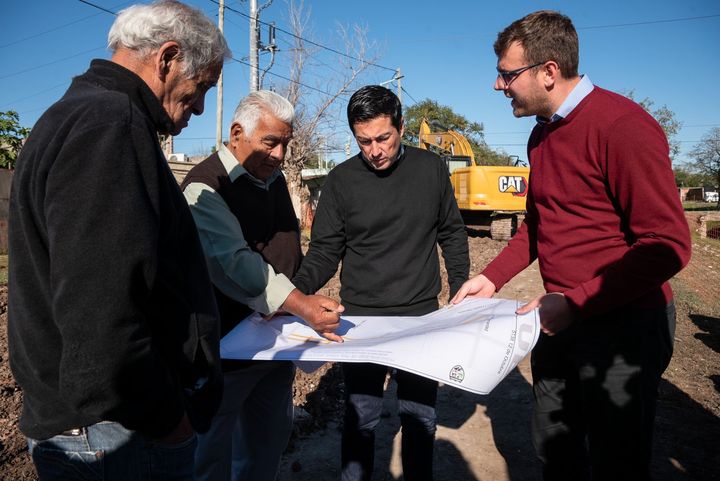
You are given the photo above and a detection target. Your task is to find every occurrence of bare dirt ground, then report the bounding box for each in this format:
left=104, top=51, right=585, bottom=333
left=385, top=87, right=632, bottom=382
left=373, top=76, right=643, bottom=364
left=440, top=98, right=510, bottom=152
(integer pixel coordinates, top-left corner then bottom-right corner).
left=1, top=226, right=719, bottom=480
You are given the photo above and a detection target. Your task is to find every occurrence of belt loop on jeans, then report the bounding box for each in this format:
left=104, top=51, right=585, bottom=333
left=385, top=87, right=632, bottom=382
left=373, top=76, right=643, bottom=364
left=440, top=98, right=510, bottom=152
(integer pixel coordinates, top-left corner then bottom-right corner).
left=60, top=427, right=86, bottom=436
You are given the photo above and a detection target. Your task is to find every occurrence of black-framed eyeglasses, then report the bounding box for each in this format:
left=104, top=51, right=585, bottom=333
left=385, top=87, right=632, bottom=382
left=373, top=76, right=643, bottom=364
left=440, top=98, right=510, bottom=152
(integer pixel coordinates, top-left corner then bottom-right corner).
left=496, top=62, right=545, bottom=88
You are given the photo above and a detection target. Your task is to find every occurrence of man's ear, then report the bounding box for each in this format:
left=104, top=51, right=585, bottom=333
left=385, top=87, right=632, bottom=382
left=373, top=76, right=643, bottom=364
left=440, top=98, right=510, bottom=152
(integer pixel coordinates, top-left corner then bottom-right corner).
left=155, top=41, right=182, bottom=81
left=398, top=117, right=405, bottom=137
left=230, top=122, right=244, bottom=146
left=541, top=61, right=560, bottom=88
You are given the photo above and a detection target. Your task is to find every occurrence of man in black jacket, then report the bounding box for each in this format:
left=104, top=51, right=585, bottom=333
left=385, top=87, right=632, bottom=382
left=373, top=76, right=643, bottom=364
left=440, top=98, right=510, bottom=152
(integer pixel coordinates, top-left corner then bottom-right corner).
left=293, top=85, right=469, bottom=481
left=8, top=2, right=230, bottom=479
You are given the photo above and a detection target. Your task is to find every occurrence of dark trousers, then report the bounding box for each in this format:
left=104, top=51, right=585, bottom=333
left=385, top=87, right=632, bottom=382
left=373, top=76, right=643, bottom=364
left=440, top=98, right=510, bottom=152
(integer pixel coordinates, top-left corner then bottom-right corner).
left=341, top=362, right=438, bottom=481
left=531, top=303, right=676, bottom=481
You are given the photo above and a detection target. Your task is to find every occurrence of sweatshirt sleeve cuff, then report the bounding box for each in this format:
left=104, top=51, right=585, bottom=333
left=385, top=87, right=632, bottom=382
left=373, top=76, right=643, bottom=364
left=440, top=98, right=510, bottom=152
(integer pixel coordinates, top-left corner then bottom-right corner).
left=480, top=266, right=510, bottom=293
left=246, top=273, right=296, bottom=315
left=563, top=286, right=590, bottom=320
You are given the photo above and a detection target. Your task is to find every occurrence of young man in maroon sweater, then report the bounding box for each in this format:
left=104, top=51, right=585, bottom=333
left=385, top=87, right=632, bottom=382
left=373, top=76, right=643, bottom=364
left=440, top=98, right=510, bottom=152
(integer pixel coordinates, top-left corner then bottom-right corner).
left=452, top=10, right=691, bottom=481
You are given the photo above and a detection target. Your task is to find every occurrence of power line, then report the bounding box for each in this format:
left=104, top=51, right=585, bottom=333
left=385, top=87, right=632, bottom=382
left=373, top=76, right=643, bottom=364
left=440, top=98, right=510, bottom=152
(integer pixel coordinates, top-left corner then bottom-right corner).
left=401, top=86, right=418, bottom=105
left=0, top=82, right=68, bottom=110
left=223, top=16, right=249, bottom=36
left=579, top=13, right=720, bottom=30
left=0, top=0, right=124, bottom=82
left=256, top=56, right=349, bottom=87
left=0, top=46, right=106, bottom=81
left=77, top=0, right=117, bottom=16
left=230, top=57, right=352, bottom=99
left=0, top=1, right=130, bottom=49
left=276, top=36, right=354, bottom=78
left=2, top=13, right=102, bottom=50
left=208, top=0, right=396, bottom=72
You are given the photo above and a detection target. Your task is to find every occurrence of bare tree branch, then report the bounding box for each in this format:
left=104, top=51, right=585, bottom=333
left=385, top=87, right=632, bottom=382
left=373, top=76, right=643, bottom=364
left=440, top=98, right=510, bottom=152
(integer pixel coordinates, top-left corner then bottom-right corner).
left=279, top=0, right=381, bottom=226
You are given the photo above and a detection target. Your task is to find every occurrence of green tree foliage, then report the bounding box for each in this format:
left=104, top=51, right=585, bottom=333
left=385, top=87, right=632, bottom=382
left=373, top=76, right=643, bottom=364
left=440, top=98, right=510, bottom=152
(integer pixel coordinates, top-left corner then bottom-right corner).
left=688, top=127, right=720, bottom=190
left=402, top=99, right=513, bottom=166
left=673, top=165, right=714, bottom=187
left=303, top=151, right=336, bottom=169
left=0, top=110, right=30, bottom=169
left=624, top=91, right=682, bottom=161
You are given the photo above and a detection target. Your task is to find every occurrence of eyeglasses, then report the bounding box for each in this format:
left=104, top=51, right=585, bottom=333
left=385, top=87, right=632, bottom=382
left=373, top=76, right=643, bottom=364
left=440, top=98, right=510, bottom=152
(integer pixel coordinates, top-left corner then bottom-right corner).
left=496, top=62, right=545, bottom=88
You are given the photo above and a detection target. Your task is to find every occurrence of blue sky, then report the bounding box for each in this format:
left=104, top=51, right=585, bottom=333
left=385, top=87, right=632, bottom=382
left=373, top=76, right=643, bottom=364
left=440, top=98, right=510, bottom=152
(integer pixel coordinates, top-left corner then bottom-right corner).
left=2, top=0, right=718, bottom=165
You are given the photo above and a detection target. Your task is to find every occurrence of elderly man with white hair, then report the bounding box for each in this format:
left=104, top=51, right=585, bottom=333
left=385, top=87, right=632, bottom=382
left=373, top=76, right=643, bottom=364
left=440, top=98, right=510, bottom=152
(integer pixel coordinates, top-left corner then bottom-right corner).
left=182, top=90, right=344, bottom=481
left=8, top=1, right=230, bottom=479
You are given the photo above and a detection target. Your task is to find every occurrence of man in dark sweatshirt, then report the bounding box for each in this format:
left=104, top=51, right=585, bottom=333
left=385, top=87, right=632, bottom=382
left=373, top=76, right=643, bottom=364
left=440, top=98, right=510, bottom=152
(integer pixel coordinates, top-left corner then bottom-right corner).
left=8, top=2, right=230, bottom=479
left=293, top=85, right=469, bottom=481
left=452, top=10, right=692, bottom=481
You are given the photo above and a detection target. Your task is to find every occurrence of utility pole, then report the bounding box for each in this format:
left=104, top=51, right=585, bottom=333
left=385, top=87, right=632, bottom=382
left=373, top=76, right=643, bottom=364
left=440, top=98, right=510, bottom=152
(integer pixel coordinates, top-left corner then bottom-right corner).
left=380, top=69, right=404, bottom=104
left=160, top=135, right=173, bottom=158
left=249, top=0, right=259, bottom=92
left=216, top=0, right=225, bottom=149
left=396, top=68, right=402, bottom=105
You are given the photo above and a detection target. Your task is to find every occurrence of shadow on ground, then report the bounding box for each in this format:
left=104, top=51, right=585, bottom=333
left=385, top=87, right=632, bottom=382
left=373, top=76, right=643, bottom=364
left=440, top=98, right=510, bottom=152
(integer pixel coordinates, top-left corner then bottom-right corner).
left=653, top=378, right=720, bottom=479
left=465, top=226, right=491, bottom=239
left=689, top=314, right=720, bottom=354
left=284, top=364, right=720, bottom=481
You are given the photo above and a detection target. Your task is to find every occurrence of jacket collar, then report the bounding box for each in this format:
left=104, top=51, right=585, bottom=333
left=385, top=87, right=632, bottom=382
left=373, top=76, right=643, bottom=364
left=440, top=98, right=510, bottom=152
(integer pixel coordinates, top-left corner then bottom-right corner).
left=78, top=59, right=175, bottom=135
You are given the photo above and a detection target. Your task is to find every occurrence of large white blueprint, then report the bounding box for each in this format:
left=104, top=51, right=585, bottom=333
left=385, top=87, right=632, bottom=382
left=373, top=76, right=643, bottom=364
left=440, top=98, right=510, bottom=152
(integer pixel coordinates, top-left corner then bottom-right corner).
left=220, top=297, right=540, bottom=395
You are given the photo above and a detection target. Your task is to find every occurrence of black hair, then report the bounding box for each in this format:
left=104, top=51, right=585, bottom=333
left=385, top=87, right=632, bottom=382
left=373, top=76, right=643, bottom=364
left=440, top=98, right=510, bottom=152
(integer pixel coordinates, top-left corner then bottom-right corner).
left=347, top=85, right=402, bottom=133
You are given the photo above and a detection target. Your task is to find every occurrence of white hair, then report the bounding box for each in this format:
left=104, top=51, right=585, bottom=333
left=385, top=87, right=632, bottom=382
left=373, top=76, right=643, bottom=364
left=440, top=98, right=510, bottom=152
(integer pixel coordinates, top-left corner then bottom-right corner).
left=108, top=0, right=231, bottom=78
left=232, top=91, right=295, bottom=136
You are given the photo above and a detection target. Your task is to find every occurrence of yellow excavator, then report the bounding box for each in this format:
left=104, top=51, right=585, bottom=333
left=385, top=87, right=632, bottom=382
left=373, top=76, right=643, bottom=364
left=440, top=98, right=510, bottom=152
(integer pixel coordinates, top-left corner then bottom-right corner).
left=418, top=119, right=529, bottom=240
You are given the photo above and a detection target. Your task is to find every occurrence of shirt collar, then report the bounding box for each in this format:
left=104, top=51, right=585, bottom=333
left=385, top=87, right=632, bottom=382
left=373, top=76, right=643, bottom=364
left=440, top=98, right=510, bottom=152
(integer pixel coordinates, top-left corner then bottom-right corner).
left=217, top=143, right=281, bottom=189
left=537, top=74, right=594, bottom=124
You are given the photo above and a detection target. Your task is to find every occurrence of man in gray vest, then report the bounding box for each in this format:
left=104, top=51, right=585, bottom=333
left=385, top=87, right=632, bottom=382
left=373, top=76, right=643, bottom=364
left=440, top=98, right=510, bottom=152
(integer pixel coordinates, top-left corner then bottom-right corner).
left=182, top=90, right=343, bottom=481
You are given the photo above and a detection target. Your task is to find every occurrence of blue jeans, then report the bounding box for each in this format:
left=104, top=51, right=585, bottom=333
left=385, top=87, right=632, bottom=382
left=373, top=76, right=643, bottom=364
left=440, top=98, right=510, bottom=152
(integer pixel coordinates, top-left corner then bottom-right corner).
left=341, top=363, right=438, bottom=481
left=28, top=421, right=198, bottom=481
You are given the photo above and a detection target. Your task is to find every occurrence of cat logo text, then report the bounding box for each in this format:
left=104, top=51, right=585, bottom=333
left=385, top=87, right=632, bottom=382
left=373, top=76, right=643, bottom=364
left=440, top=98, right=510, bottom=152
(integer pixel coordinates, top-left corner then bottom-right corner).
left=498, top=176, right=528, bottom=197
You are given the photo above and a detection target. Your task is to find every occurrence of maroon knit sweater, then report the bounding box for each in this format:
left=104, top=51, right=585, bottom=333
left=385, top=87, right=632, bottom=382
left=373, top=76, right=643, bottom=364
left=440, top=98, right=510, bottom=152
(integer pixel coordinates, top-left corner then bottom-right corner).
left=482, top=86, right=691, bottom=319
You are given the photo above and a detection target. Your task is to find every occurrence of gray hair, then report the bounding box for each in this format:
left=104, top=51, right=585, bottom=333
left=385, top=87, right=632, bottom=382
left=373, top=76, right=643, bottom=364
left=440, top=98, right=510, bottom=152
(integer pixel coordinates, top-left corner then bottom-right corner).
left=108, top=0, right=231, bottom=78
left=232, top=91, right=295, bottom=136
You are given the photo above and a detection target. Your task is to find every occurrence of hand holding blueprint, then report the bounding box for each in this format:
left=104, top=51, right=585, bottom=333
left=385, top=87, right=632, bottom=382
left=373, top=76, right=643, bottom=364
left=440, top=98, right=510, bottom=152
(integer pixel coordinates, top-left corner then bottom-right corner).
left=220, top=297, right=540, bottom=395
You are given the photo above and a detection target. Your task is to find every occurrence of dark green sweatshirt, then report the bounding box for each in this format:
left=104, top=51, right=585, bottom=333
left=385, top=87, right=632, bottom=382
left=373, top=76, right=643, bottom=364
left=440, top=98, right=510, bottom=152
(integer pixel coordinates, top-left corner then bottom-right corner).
left=293, top=146, right=469, bottom=316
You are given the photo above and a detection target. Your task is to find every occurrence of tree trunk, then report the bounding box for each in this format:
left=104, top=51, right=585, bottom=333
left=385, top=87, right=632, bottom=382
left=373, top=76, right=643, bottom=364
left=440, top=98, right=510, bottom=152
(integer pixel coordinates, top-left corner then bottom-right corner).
left=285, top=168, right=302, bottom=222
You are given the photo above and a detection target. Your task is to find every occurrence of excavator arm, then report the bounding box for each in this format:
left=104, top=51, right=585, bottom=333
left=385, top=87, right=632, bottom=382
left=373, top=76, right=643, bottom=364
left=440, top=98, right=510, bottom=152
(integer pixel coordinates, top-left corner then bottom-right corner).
left=418, top=119, right=476, bottom=163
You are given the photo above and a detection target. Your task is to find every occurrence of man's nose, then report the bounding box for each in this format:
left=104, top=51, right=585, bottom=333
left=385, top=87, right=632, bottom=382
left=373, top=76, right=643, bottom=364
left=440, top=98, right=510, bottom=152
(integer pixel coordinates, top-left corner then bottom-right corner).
left=370, top=141, right=382, bottom=157
left=270, top=143, right=286, bottom=161
left=493, top=75, right=506, bottom=92
left=192, top=93, right=206, bottom=116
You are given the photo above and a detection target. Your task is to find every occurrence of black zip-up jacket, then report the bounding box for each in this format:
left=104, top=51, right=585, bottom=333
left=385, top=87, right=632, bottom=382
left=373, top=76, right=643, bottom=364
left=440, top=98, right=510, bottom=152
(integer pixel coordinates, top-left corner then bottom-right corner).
left=8, top=59, right=223, bottom=440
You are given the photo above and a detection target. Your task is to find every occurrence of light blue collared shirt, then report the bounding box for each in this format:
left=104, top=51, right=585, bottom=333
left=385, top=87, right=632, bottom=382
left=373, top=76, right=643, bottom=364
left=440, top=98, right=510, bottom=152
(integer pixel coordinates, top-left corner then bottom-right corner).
left=537, top=75, right=594, bottom=124
left=183, top=144, right=295, bottom=315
